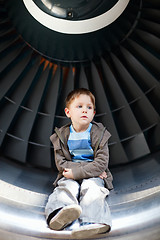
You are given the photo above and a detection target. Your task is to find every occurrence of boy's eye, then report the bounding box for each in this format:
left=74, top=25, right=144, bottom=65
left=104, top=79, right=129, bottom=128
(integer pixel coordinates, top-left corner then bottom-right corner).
left=88, top=106, right=92, bottom=109
left=78, top=105, right=82, bottom=108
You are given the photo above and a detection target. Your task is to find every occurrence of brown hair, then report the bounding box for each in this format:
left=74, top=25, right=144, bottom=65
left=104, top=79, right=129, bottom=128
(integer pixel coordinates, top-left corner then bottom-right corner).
left=65, top=88, right=96, bottom=110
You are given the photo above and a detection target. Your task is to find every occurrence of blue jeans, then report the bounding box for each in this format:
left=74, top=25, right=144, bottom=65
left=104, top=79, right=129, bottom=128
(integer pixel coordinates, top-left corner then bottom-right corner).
left=45, top=177, right=112, bottom=226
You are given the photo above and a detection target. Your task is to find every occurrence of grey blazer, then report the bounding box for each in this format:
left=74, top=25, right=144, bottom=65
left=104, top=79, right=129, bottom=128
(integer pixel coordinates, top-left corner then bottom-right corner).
left=50, top=121, right=113, bottom=190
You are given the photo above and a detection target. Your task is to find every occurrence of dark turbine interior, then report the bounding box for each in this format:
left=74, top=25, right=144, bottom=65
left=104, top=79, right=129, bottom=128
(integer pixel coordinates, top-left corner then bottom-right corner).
left=0, top=0, right=160, bottom=239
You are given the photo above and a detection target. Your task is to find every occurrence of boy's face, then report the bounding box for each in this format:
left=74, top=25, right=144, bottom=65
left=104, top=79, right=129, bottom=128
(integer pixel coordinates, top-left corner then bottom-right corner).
left=65, top=94, right=95, bottom=132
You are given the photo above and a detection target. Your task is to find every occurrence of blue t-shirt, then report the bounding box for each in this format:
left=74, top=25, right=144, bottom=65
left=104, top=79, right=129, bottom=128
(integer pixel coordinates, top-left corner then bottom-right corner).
left=68, top=123, right=94, bottom=162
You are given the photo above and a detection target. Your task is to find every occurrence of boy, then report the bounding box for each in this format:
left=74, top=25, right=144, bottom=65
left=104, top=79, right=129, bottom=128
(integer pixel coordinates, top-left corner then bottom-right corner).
left=45, top=88, right=113, bottom=238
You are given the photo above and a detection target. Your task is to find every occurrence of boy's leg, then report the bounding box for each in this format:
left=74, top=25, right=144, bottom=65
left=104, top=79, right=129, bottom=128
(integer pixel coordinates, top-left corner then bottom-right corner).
left=79, top=177, right=111, bottom=225
left=45, top=177, right=82, bottom=230
left=72, top=177, right=111, bottom=238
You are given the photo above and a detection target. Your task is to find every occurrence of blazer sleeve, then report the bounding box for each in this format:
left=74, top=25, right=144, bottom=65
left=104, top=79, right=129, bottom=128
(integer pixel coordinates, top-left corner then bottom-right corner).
left=50, top=133, right=81, bottom=173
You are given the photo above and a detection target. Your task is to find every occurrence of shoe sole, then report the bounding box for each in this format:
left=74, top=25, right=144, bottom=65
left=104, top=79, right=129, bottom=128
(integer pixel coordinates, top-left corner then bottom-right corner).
left=49, top=205, right=82, bottom=230
left=72, top=224, right=110, bottom=238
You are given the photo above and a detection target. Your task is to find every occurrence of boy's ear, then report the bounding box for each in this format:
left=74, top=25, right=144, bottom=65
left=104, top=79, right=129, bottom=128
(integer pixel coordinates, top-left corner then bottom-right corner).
left=64, top=108, right=70, bottom=118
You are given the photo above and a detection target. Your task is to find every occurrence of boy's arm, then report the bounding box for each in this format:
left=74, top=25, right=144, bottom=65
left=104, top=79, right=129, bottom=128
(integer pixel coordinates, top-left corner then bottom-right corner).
left=71, top=128, right=110, bottom=180
left=54, top=148, right=80, bottom=173
left=50, top=133, right=80, bottom=173
left=71, top=141, right=109, bottom=180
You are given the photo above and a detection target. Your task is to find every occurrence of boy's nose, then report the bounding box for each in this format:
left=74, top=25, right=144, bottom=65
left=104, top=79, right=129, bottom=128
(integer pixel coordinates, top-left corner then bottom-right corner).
left=82, top=107, right=87, bottom=113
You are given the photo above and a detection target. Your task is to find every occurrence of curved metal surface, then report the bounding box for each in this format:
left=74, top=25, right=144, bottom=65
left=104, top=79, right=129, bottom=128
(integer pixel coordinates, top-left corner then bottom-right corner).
left=1, top=0, right=160, bottom=167
left=0, top=151, right=160, bottom=240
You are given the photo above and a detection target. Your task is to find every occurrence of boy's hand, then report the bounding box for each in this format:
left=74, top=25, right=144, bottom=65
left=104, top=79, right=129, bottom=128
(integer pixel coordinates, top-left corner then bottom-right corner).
left=63, top=168, right=74, bottom=179
left=99, top=171, right=107, bottom=179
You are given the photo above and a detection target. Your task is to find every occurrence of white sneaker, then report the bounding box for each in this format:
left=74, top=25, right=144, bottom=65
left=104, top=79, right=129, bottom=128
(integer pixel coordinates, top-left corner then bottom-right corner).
left=72, top=223, right=110, bottom=238
left=49, top=205, right=82, bottom=230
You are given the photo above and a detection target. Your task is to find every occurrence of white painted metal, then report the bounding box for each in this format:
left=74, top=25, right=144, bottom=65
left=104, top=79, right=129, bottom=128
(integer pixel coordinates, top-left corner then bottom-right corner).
left=23, top=0, right=130, bottom=34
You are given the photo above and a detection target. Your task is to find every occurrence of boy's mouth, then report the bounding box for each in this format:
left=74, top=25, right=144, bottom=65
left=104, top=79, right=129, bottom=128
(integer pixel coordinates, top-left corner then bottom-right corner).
left=81, top=116, right=88, bottom=119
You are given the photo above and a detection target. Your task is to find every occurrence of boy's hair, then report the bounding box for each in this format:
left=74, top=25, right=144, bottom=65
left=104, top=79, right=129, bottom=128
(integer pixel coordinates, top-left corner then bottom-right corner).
left=65, top=88, right=96, bottom=110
